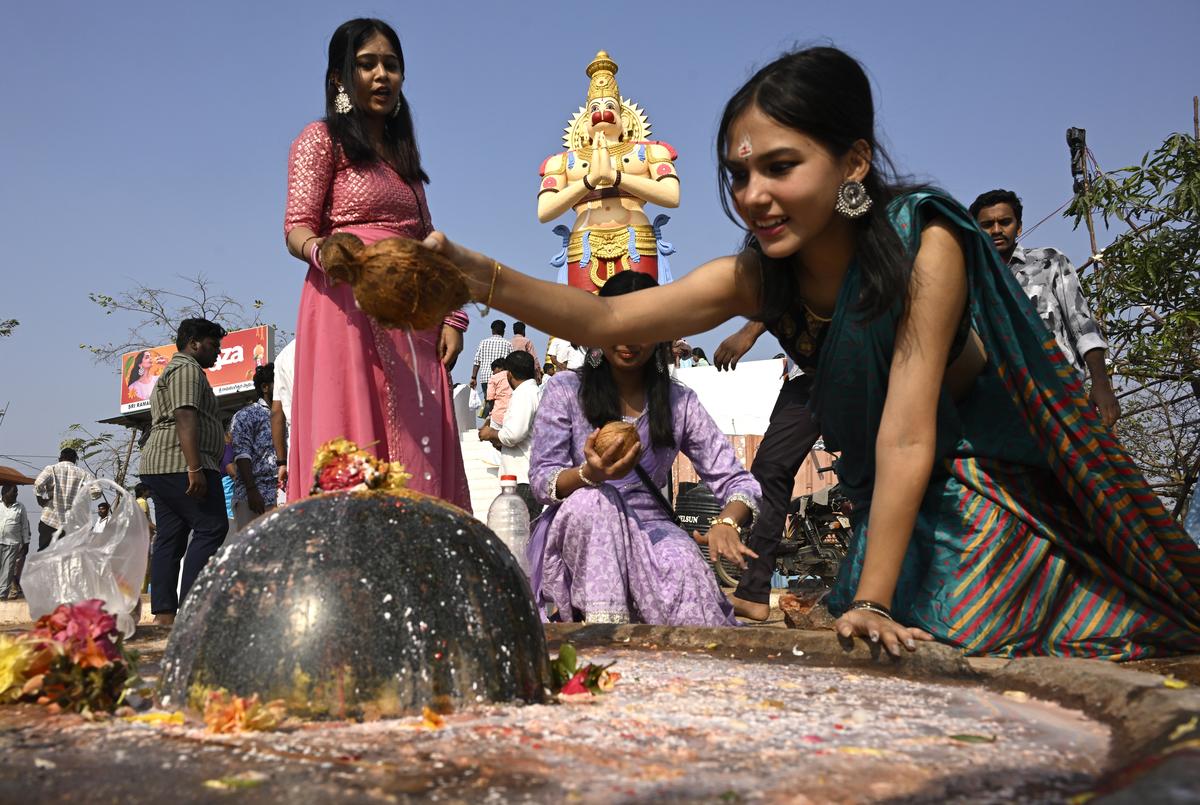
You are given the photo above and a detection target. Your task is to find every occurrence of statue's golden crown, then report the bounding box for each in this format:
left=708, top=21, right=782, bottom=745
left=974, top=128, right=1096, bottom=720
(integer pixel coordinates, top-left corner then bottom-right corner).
left=585, top=50, right=621, bottom=105
left=562, top=49, right=651, bottom=151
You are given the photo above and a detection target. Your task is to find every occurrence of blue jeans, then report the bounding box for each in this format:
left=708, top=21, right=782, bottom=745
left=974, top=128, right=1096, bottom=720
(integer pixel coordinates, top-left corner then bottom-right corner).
left=141, top=470, right=228, bottom=614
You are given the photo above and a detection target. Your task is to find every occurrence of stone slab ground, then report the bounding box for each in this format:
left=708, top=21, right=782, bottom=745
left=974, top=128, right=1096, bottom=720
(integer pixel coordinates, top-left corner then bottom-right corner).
left=0, top=623, right=1197, bottom=802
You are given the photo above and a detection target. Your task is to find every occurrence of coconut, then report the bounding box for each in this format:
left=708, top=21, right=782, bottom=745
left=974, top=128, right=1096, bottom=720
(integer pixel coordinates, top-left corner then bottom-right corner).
left=594, top=420, right=641, bottom=458
left=320, top=234, right=470, bottom=330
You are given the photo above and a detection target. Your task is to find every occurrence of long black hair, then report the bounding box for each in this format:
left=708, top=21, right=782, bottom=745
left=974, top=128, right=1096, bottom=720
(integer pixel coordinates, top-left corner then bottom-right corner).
left=716, top=46, right=926, bottom=321
left=324, top=18, right=429, bottom=183
left=579, top=272, right=676, bottom=449
left=127, top=350, right=150, bottom=387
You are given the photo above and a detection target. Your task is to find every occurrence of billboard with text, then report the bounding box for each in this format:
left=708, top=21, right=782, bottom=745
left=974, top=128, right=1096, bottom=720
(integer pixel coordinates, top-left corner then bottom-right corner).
left=118, top=326, right=275, bottom=414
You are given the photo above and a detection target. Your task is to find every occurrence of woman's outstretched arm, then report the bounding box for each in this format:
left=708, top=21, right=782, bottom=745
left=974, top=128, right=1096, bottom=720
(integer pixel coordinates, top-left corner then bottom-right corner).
left=835, top=218, right=966, bottom=655
left=424, top=233, right=761, bottom=345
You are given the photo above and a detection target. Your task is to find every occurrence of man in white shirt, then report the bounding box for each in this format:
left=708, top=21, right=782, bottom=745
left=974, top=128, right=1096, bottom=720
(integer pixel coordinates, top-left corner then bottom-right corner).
left=92, top=501, right=112, bottom=535
left=0, top=484, right=30, bottom=599
left=547, top=336, right=585, bottom=372
left=271, top=339, right=296, bottom=503
left=477, top=351, right=542, bottom=518
left=34, top=448, right=95, bottom=551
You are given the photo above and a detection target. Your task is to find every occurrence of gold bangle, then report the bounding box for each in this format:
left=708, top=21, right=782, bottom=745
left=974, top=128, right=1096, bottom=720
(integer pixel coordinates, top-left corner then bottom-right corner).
left=475, top=260, right=501, bottom=316
left=712, top=516, right=743, bottom=538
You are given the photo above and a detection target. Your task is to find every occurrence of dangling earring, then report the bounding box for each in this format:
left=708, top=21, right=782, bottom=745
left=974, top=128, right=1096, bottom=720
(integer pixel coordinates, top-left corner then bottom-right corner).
left=655, top=347, right=666, bottom=374
left=586, top=348, right=603, bottom=369
left=835, top=180, right=872, bottom=218
left=391, top=96, right=403, bottom=119
left=334, top=84, right=352, bottom=115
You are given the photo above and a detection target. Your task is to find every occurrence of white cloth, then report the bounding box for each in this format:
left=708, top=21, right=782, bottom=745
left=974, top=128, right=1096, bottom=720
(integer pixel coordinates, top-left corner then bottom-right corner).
left=549, top=338, right=585, bottom=370
left=0, top=501, right=30, bottom=546
left=274, top=339, right=296, bottom=493
left=496, top=379, right=541, bottom=484
left=34, top=461, right=95, bottom=530
left=274, top=339, right=296, bottom=427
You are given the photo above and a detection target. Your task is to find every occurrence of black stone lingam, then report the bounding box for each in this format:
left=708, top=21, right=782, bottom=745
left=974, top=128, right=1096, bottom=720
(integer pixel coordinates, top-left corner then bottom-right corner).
left=159, top=491, right=550, bottom=719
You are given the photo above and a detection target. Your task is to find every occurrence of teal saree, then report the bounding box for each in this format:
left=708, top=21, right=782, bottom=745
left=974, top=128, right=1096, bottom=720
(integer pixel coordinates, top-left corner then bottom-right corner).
left=819, top=190, right=1200, bottom=659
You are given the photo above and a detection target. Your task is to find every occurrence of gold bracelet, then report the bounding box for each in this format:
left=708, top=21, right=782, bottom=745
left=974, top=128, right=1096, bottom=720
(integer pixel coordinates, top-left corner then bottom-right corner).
left=475, top=260, right=501, bottom=316
left=711, top=516, right=743, bottom=538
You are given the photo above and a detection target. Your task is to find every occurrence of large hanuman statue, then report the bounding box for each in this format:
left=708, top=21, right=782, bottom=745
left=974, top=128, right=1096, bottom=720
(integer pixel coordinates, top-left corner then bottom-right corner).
left=538, top=51, right=679, bottom=293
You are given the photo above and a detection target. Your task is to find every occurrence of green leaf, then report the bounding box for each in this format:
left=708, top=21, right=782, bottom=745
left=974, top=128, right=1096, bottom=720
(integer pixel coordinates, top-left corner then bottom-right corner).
left=949, top=733, right=997, bottom=744
left=557, top=643, right=577, bottom=675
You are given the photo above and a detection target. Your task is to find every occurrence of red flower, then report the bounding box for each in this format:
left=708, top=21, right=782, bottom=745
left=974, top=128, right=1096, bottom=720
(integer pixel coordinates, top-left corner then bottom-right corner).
left=30, top=600, right=120, bottom=668
left=559, top=669, right=589, bottom=696
left=317, top=456, right=367, bottom=492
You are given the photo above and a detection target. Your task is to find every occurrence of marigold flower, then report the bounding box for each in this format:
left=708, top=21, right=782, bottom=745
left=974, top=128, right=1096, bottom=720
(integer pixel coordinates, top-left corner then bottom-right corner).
left=0, top=635, right=36, bottom=702
left=203, top=688, right=287, bottom=733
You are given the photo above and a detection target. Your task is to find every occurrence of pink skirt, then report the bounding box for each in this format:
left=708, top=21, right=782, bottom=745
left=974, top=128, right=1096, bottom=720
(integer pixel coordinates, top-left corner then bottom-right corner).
left=287, top=225, right=470, bottom=508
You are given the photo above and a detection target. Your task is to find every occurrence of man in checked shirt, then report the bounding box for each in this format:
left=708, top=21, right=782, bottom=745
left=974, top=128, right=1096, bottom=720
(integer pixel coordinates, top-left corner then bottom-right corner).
left=971, top=189, right=1121, bottom=427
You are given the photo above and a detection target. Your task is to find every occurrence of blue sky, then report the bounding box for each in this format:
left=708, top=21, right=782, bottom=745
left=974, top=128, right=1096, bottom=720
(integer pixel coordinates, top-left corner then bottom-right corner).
left=2, top=0, right=1197, bottom=510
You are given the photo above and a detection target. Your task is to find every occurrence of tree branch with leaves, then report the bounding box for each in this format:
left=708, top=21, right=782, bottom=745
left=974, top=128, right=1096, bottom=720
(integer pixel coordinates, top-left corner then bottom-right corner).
left=1067, top=97, right=1200, bottom=511
left=81, top=274, right=290, bottom=362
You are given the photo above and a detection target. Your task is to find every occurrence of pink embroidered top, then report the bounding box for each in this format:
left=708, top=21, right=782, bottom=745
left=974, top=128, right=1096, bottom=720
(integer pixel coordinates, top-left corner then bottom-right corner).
left=285, top=121, right=468, bottom=331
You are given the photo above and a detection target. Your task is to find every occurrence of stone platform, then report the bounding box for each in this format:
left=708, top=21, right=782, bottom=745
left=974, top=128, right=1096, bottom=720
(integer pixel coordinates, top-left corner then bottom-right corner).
left=0, top=622, right=1197, bottom=802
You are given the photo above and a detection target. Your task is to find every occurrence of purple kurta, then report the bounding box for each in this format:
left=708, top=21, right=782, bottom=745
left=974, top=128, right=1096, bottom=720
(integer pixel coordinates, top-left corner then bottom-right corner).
left=527, top=372, right=761, bottom=626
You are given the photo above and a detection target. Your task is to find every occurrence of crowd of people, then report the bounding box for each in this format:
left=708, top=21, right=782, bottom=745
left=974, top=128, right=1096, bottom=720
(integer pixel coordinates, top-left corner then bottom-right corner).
left=19, top=19, right=1197, bottom=663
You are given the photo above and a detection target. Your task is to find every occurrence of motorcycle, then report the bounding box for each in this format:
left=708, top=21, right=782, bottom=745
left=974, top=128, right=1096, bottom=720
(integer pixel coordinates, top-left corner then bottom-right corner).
left=773, top=483, right=852, bottom=584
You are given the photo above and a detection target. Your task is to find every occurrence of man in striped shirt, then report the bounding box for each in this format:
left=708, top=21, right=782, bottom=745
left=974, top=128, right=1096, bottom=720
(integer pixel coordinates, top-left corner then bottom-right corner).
left=34, top=447, right=95, bottom=551
left=971, top=189, right=1120, bottom=426
left=469, top=320, right=513, bottom=395
left=138, top=318, right=228, bottom=625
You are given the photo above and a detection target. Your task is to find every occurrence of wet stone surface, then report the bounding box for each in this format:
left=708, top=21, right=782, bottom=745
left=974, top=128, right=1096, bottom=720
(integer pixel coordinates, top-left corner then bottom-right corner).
left=0, top=641, right=1106, bottom=803
left=159, top=491, right=550, bottom=718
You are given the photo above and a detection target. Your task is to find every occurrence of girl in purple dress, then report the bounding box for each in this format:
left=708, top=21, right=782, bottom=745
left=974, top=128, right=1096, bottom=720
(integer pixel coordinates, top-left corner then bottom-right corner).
left=527, top=273, right=761, bottom=626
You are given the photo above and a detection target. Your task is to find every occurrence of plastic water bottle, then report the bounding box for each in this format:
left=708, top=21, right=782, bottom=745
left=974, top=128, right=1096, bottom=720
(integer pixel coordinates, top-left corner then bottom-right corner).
left=487, top=475, right=531, bottom=576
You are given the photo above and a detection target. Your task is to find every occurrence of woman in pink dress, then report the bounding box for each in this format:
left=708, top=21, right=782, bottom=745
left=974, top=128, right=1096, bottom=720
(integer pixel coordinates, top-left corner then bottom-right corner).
left=283, top=18, right=469, bottom=506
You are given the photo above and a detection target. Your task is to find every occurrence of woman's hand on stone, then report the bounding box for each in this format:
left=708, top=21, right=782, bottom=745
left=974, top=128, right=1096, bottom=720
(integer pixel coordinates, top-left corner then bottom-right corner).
left=583, top=429, right=640, bottom=483
left=834, top=609, right=934, bottom=657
